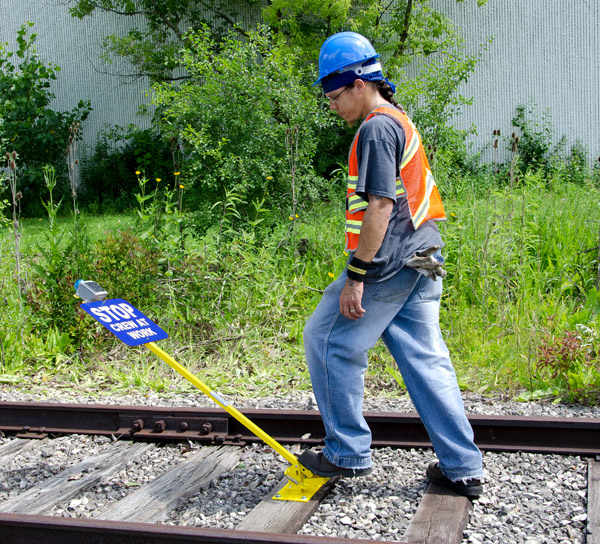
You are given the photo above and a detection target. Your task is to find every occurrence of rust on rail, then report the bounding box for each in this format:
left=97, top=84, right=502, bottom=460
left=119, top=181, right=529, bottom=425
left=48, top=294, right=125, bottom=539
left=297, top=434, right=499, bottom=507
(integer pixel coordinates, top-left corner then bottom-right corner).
left=0, top=401, right=598, bottom=455
left=0, top=513, right=403, bottom=544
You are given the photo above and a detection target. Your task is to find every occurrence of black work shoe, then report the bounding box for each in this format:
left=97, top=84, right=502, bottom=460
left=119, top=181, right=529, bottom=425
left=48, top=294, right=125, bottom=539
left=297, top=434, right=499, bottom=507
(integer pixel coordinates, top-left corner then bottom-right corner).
left=298, top=450, right=373, bottom=478
left=426, top=461, right=483, bottom=498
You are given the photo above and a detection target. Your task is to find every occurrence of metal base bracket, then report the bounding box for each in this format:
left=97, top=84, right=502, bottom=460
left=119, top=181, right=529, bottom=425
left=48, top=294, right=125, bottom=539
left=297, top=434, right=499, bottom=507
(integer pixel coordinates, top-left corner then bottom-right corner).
left=272, top=462, right=330, bottom=502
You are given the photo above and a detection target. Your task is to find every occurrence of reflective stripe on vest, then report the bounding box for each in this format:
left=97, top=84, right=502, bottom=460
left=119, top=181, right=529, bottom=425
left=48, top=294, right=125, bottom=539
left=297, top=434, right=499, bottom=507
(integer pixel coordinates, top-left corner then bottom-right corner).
left=345, top=106, right=446, bottom=251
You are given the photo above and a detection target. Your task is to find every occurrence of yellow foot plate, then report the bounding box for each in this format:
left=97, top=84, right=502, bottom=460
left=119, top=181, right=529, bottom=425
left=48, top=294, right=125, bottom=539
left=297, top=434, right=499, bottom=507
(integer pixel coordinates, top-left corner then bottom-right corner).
left=272, top=463, right=330, bottom=502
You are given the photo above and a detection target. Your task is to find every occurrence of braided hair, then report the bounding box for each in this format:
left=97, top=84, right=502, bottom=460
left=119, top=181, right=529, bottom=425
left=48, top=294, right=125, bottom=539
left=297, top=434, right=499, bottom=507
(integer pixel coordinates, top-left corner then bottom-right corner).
left=373, top=80, right=404, bottom=111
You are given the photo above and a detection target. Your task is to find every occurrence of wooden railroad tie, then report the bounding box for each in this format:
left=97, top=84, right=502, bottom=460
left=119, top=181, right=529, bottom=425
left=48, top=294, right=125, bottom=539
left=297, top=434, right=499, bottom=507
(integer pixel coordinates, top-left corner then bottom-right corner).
left=588, top=458, right=600, bottom=544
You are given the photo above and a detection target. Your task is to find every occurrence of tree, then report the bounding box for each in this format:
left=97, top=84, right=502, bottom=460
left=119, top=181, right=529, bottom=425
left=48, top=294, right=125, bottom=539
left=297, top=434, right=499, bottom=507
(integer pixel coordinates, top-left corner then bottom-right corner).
left=263, top=0, right=490, bottom=156
left=263, top=0, right=487, bottom=66
left=0, top=23, right=91, bottom=212
left=67, top=0, right=260, bottom=82
left=152, top=26, right=337, bottom=232
left=68, top=0, right=490, bottom=179
left=68, top=0, right=487, bottom=82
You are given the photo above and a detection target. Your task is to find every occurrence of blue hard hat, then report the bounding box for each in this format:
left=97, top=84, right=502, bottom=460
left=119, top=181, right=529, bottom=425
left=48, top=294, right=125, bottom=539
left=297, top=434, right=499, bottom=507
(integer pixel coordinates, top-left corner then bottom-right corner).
left=314, top=32, right=380, bottom=86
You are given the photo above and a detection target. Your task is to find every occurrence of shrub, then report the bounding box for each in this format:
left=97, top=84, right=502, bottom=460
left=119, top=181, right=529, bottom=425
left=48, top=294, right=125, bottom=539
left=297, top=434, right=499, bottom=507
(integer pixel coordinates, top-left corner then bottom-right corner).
left=152, top=25, right=337, bottom=234
left=398, top=45, right=481, bottom=165
left=79, top=126, right=173, bottom=213
left=536, top=327, right=600, bottom=404
left=564, top=140, right=590, bottom=185
left=92, top=230, right=160, bottom=305
left=510, top=102, right=555, bottom=176
left=0, top=23, right=91, bottom=214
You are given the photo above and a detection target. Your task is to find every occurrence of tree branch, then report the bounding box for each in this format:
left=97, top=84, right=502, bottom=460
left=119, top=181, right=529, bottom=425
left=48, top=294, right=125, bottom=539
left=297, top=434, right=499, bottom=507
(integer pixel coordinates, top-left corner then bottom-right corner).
left=145, top=0, right=184, bottom=40
left=65, top=0, right=145, bottom=16
left=87, top=54, right=190, bottom=83
left=375, top=0, right=396, bottom=28
left=394, top=0, right=413, bottom=58
left=197, top=0, right=249, bottom=38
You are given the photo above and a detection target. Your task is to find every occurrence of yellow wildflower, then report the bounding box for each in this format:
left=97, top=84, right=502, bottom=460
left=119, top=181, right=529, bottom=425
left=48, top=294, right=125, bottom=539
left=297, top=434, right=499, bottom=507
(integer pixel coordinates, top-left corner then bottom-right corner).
left=135, top=170, right=141, bottom=175
left=174, top=172, right=181, bottom=176
left=179, top=184, right=184, bottom=189
left=343, top=251, right=349, bottom=257
left=266, top=176, right=273, bottom=180
left=156, top=178, right=161, bottom=182
left=328, top=272, right=334, bottom=278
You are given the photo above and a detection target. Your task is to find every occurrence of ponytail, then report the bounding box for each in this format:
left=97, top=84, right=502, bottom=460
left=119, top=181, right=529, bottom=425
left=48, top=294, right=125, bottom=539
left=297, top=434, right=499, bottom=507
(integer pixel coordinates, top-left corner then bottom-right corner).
left=373, top=80, right=404, bottom=111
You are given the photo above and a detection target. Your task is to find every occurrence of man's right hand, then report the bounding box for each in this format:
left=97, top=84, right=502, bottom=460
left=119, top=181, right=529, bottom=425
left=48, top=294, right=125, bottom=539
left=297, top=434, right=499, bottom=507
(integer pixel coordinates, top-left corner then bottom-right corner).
left=339, top=279, right=366, bottom=320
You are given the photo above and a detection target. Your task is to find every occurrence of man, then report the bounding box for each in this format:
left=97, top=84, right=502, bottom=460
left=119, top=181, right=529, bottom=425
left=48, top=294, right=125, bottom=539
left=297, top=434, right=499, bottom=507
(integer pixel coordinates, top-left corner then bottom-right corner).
left=298, top=32, right=484, bottom=498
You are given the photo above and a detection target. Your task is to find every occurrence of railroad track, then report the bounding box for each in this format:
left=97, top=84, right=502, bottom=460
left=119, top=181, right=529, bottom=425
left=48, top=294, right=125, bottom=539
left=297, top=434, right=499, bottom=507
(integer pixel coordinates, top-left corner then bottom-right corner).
left=0, top=401, right=598, bottom=544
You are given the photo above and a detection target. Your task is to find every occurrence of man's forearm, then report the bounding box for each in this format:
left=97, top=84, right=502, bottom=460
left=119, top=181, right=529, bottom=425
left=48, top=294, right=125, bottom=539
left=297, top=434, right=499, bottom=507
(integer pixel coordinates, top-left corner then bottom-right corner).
left=340, top=195, right=393, bottom=319
left=353, top=195, right=394, bottom=263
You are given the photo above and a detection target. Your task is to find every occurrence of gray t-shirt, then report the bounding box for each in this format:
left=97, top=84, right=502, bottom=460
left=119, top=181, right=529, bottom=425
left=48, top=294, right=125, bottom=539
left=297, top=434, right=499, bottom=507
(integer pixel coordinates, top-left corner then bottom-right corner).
left=351, top=105, right=443, bottom=283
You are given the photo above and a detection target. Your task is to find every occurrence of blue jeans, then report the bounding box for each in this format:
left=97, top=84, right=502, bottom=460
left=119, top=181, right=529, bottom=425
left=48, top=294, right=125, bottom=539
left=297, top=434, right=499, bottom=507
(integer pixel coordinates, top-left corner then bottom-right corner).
left=303, top=266, right=483, bottom=481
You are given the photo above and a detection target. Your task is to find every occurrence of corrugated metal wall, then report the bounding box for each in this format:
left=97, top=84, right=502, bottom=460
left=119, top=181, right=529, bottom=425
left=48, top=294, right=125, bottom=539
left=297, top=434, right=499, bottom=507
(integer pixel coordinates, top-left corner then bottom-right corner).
left=1, top=0, right=599, bottom=164
left=434, top=0, right=600, bottom=163
left=0, top=0, right=153, bottom=153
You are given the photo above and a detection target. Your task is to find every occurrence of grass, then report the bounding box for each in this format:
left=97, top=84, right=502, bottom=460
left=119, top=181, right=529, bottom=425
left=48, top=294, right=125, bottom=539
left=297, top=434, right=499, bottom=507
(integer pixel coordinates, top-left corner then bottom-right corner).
left=17, top=213, right=136, bottom=251
left=1, top=172, right=600, bottom=404
left=439, top=171, right=600, bottom=400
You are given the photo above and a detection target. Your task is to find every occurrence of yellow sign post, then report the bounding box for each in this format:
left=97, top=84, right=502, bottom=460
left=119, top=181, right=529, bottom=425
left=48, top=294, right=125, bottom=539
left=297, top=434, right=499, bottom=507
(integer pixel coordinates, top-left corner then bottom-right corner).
left=145, top=342, right=329, bottom=501
left=76, top=282, right=329, bottom=502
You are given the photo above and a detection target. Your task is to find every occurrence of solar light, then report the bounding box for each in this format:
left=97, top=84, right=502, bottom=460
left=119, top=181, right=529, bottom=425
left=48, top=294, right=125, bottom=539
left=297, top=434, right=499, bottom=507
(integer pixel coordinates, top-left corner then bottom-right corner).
left=74, top=280, right=108, bottom=303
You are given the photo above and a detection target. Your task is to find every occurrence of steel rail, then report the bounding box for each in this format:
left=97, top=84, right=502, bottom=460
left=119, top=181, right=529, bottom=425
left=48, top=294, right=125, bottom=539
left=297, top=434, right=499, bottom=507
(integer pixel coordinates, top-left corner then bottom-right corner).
left=0, top=513, right=404, bottom=544
left=0, top=401, right=598, bottom=455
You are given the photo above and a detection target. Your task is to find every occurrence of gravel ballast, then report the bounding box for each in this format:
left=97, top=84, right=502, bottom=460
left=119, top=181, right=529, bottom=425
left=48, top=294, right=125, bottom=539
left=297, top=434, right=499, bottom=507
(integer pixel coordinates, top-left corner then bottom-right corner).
left=0, top=384, right=597, bottom=543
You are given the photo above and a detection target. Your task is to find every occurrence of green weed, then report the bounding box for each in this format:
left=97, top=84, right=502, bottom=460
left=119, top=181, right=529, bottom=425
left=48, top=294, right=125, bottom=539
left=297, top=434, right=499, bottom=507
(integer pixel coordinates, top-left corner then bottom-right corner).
left=2, top=172, right=600, bottom=403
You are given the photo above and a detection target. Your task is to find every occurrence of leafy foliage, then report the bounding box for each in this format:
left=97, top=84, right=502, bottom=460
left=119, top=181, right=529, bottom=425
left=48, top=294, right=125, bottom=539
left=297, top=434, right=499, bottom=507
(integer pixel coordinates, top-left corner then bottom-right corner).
left=69, top=1, right=489, bottom=184
left=8, top=1, right=600, bottom=405
left=68, top=0, right=258, bottom=82
left=511, top=102, right=556, bottom=175
left=440, top=170, right=600, bottom=399
left=398, top=46, right=483, bottom=167
left=0, top=23, right=91, bottom=213
left=152, top=26, right=337, bottom=232
left=263, top=0, right=491, bottom=162
left=263, top=0, right=486, bottom=66
left=506, top=102, right=597, bottom=186
left=68, top=0, right=488, bottom=83
left=79, top=126, right=173, bottom=212
left=3, top=172, right=600, bottom=402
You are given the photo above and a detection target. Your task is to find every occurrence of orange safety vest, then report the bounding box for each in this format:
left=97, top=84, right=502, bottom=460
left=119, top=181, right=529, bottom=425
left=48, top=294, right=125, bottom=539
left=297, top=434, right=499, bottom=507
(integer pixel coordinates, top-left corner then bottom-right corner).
left=345, top=106, right=446, bottom=251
